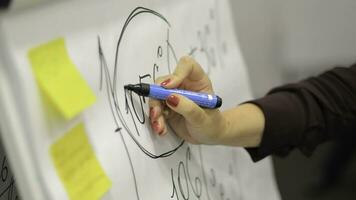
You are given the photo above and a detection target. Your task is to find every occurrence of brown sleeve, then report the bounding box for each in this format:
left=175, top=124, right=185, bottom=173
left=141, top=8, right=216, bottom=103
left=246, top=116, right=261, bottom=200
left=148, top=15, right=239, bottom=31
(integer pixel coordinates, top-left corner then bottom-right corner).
left=245, top=64, right=356, bottom=162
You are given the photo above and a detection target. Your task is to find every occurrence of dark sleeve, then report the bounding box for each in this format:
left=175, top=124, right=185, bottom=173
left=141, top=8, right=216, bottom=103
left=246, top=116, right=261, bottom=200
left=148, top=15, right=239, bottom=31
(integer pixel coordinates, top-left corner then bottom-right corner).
left=245, top=64, right=356, bottom=162
left=0, top=0, right=11, bottom=9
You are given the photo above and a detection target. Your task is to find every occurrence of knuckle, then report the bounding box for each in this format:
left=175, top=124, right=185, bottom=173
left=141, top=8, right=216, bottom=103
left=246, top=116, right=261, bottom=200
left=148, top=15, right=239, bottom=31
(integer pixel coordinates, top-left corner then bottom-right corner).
left=179, top=56, right=193, bottom=65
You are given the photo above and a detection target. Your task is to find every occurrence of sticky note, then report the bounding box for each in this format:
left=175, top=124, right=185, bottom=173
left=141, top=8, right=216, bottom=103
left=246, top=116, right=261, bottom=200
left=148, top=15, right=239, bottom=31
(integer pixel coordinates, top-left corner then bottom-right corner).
left=28, top=38, right=96, bottom=119
left=50, top=123, right=111, bottom=200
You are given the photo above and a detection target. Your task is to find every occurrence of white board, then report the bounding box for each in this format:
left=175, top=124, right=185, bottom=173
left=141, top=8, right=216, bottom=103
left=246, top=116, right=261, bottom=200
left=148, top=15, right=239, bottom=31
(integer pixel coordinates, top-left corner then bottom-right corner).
left=0, top=0, right=280, bottom=199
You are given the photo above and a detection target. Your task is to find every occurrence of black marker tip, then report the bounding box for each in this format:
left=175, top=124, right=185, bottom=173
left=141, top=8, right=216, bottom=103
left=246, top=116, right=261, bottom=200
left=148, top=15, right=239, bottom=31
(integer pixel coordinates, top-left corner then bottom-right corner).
left=124, top=84, right=138, bottom=91
left=124, top=84, right=131, bottom=90
left=123, top=83, right=150, bottom=96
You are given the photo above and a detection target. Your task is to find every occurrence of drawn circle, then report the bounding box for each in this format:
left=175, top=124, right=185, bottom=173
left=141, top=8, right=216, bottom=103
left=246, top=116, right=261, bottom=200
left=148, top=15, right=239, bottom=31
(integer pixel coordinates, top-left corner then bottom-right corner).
left=113, top=7, right=184, bottom=159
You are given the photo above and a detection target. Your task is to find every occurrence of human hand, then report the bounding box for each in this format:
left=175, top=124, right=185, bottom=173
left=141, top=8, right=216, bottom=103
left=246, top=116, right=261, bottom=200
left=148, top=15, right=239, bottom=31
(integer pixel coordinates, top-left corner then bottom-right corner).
left=148, top=56, right=229, bottom=145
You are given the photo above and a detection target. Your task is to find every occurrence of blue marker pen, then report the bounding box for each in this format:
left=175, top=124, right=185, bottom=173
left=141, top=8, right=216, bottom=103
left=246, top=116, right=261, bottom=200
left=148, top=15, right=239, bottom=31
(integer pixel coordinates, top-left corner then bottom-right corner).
left=124, top=83, right=222, bottom=109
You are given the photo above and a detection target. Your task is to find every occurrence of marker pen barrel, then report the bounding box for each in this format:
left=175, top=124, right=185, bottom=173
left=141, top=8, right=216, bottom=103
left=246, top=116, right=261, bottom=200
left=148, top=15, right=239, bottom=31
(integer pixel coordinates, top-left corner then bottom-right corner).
left=124, top=83, right=222, bottom=109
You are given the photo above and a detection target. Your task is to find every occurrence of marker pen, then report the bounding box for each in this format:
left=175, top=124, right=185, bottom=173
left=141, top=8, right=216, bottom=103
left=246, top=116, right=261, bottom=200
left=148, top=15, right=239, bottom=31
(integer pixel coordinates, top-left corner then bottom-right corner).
left=124, top=83, right=222, bottom=109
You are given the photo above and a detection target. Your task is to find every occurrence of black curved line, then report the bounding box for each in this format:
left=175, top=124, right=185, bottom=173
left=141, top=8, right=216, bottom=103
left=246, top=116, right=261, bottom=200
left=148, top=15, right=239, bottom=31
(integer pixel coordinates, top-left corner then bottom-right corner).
left=98, top=7, right=185, bottom=159
left=157, top=46, right=163, bottom=58
left=152, top=63, right=159, bottom=82
left=166, top=29, right=179, bottom=73
left=186, top=147, right=202, bottom=199
left=129, top=91, right=145, bottom=124
left=98, top=37, right=140, bottom=200
left=178, top=161, right=189, bottom=200
left=170, top=168, right=179, bottom=200
left=198, top=146, right=212, bottom=200
left=113, top=7, right=170, bottom=96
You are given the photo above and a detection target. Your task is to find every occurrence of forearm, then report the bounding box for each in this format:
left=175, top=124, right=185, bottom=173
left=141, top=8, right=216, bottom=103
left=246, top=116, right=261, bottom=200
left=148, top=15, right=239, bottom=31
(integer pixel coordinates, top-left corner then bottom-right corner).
left=220, top=103, right=265, bottom=147
left=245, top=64, right=356, bottom=162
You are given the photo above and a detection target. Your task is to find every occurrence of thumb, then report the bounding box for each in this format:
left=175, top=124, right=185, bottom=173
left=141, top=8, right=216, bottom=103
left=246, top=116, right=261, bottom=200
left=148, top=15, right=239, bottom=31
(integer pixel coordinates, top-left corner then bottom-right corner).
left=165, top=94, right=207, bottom=126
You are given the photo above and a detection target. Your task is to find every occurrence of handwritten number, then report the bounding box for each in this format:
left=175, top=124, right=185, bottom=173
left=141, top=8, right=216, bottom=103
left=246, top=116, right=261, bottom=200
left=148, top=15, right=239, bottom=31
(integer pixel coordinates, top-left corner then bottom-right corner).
left=170, top=169, right=180, bottom=200
left=153, top=64, right=159, bottom=82
left=157, top=46, right=163, bottom=58
left=186, top=148, right=202, bottom=199
left=210, top=168, right=216, bottom=187
left=0, top=156, right=19, bottom=200
left=96, top=5, right=234, bottom=200
left=1, top=157, right=8, bottom=182
left=178, top=162, right=189, bottom=200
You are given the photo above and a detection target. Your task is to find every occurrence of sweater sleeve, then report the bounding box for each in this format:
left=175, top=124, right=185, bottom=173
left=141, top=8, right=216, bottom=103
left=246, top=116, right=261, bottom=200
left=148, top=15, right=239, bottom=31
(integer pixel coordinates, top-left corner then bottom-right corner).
left=245, top=64, right=356, bottom=162
left=0, top=0, right=11, bottom=9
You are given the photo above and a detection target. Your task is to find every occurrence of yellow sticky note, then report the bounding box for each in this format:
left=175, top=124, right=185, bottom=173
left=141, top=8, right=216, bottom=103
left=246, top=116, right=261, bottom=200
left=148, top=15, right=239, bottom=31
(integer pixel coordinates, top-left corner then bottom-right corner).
left=50, top=123, right=111, bottom=200
left=28, top=38, right=96, bottom=119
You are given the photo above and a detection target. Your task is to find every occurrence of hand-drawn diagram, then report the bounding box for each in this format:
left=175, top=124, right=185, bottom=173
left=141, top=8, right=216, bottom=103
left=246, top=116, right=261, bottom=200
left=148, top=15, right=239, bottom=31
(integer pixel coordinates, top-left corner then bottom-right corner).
left=0, top=143, right=19, bottom=200
left=98, top=7, right=184, bottom=159
left=97, top=5, right=240, bottom=200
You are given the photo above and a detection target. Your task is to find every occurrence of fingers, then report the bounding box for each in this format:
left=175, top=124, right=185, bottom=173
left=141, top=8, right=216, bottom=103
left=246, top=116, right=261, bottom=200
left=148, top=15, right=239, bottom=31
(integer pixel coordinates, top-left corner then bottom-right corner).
left=148, top=76, right=170, bottom=136
left=152, top=115, right=167, bottom=136
left=165, top=94, right=207, bottom=127
left=150, top=56, right=209, bottom=138
left=148, top=77, right=166, bottom=136
left=160, top=56, right=208, bottom=89
left=149, top=93, right=208, bottom=141
left=148, top=98, right=167, bottom=136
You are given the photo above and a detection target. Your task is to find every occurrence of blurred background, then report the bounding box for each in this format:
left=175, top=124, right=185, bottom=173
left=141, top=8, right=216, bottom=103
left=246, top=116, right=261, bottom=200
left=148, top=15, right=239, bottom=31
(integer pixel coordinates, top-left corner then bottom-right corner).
left=1, top=0, right=356, bottom=199
left=230, top=0, right=356, bottom=200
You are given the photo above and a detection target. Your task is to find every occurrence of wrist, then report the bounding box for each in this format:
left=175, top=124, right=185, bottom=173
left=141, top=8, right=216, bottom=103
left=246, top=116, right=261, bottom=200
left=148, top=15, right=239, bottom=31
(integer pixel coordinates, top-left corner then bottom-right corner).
left=219, top=103, right=265, bottom=147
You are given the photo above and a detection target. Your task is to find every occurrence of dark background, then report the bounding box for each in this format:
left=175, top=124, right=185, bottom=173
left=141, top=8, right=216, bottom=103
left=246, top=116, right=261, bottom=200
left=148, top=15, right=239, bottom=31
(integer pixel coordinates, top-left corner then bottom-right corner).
left=273, top=142, right=356, bottom=200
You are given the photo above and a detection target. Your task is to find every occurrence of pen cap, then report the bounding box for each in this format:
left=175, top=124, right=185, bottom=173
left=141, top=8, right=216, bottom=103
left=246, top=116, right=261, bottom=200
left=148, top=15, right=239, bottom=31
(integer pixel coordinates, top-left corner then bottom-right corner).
left=216, top=96, right=222, bottom=108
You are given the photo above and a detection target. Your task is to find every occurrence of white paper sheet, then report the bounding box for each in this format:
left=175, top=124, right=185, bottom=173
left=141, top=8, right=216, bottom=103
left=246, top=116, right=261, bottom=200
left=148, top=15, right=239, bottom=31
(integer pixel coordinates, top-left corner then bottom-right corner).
left=0, top=0, right=280, bottom=199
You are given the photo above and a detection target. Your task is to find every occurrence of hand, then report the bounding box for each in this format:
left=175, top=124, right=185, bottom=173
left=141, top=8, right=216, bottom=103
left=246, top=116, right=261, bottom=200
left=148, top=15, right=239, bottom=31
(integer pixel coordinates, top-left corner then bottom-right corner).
left=148, top=56, right=227, bottom=144
left=148, top=56, right=265, bottom=147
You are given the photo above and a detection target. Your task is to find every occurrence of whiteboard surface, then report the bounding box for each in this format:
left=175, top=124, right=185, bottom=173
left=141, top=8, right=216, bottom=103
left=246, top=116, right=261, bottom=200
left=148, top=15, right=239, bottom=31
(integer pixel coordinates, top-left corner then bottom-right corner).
left=0, top=0, right=280, bottom=199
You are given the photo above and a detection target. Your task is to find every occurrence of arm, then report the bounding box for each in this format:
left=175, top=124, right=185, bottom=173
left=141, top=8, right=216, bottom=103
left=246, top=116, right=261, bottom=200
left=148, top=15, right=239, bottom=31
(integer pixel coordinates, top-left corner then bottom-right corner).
left=246, top=64, right=356, bottom=161
left=148, top=56, right=265, bottom=146
left=149, top=56, right=356, bottom=162
left=220, top=103, right=265, bottom=147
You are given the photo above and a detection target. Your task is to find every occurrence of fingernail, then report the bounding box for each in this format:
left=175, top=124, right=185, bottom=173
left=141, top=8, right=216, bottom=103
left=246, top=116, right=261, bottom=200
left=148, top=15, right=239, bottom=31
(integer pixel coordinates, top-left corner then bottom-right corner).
left=152, top=121, right=160, bottom=132
left=167, top=95, right=179, bottom=107
left=161, top=78, right=171, bottom=86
